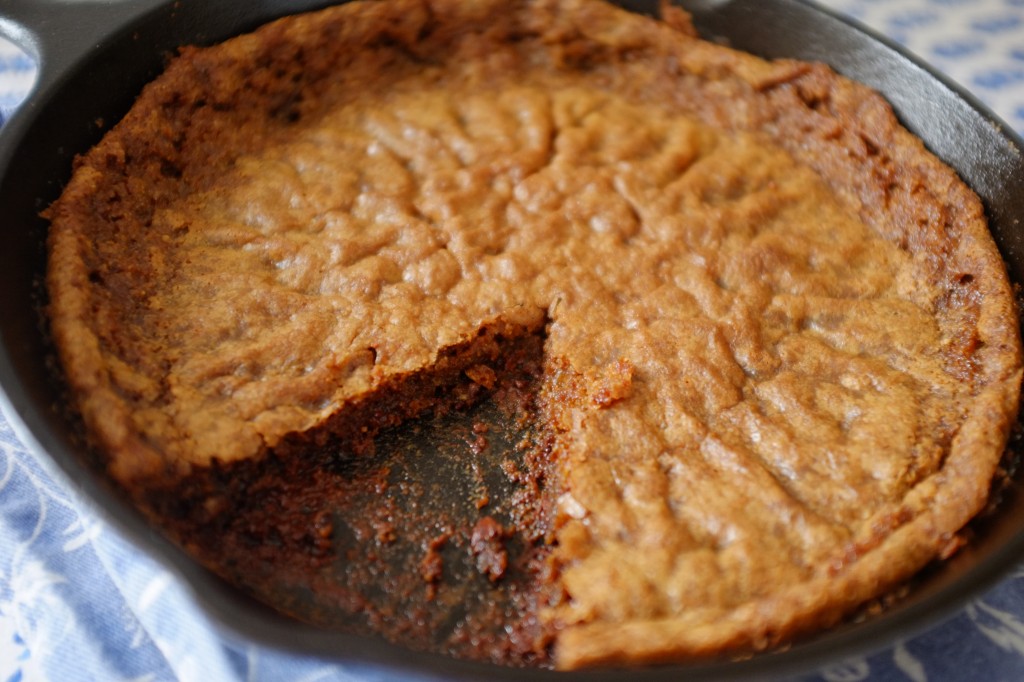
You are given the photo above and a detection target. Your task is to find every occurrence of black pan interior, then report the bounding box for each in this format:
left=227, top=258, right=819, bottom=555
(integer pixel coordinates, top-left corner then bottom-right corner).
left=1, top=1, right=1023, bottom=680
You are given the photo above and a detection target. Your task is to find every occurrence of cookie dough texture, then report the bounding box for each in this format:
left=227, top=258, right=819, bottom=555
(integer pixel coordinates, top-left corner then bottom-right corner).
left=46, top=0, right=1022, bottom=669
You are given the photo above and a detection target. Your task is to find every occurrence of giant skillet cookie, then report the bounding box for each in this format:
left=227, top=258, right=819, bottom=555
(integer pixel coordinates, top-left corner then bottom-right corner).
left=45, top=0, right=1023, bottom=669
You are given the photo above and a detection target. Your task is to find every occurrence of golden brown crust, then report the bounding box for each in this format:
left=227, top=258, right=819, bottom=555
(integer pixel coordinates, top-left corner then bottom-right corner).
left=46, top=0, right=1022, bottom=670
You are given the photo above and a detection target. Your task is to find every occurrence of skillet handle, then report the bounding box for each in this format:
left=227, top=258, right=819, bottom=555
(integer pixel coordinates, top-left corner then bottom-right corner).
left=0, top=0, right=169, bottom=99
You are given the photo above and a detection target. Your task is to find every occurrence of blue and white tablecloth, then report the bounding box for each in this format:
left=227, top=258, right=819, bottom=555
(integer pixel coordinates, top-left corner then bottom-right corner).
left=3, top=1, right=1024, bottom=680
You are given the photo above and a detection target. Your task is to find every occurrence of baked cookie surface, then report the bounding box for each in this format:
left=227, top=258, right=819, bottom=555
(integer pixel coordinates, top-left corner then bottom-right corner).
left=46, top=0, right=1022, bottom=669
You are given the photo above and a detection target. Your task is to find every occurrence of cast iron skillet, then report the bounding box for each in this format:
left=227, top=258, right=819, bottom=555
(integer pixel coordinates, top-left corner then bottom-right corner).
left=2, top=0, right=1024, bottom=679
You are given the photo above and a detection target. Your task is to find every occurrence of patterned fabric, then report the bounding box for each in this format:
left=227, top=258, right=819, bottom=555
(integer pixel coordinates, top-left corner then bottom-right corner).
left=2, top=1, right=1024, bottom=680
left=0, top=41, right=31, bottom=123
left=835, top=0, right=1024, bottom=135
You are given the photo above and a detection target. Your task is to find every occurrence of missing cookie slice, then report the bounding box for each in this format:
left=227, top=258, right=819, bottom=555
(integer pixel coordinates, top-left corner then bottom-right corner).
left=148, top=318, right=560, bottom=665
